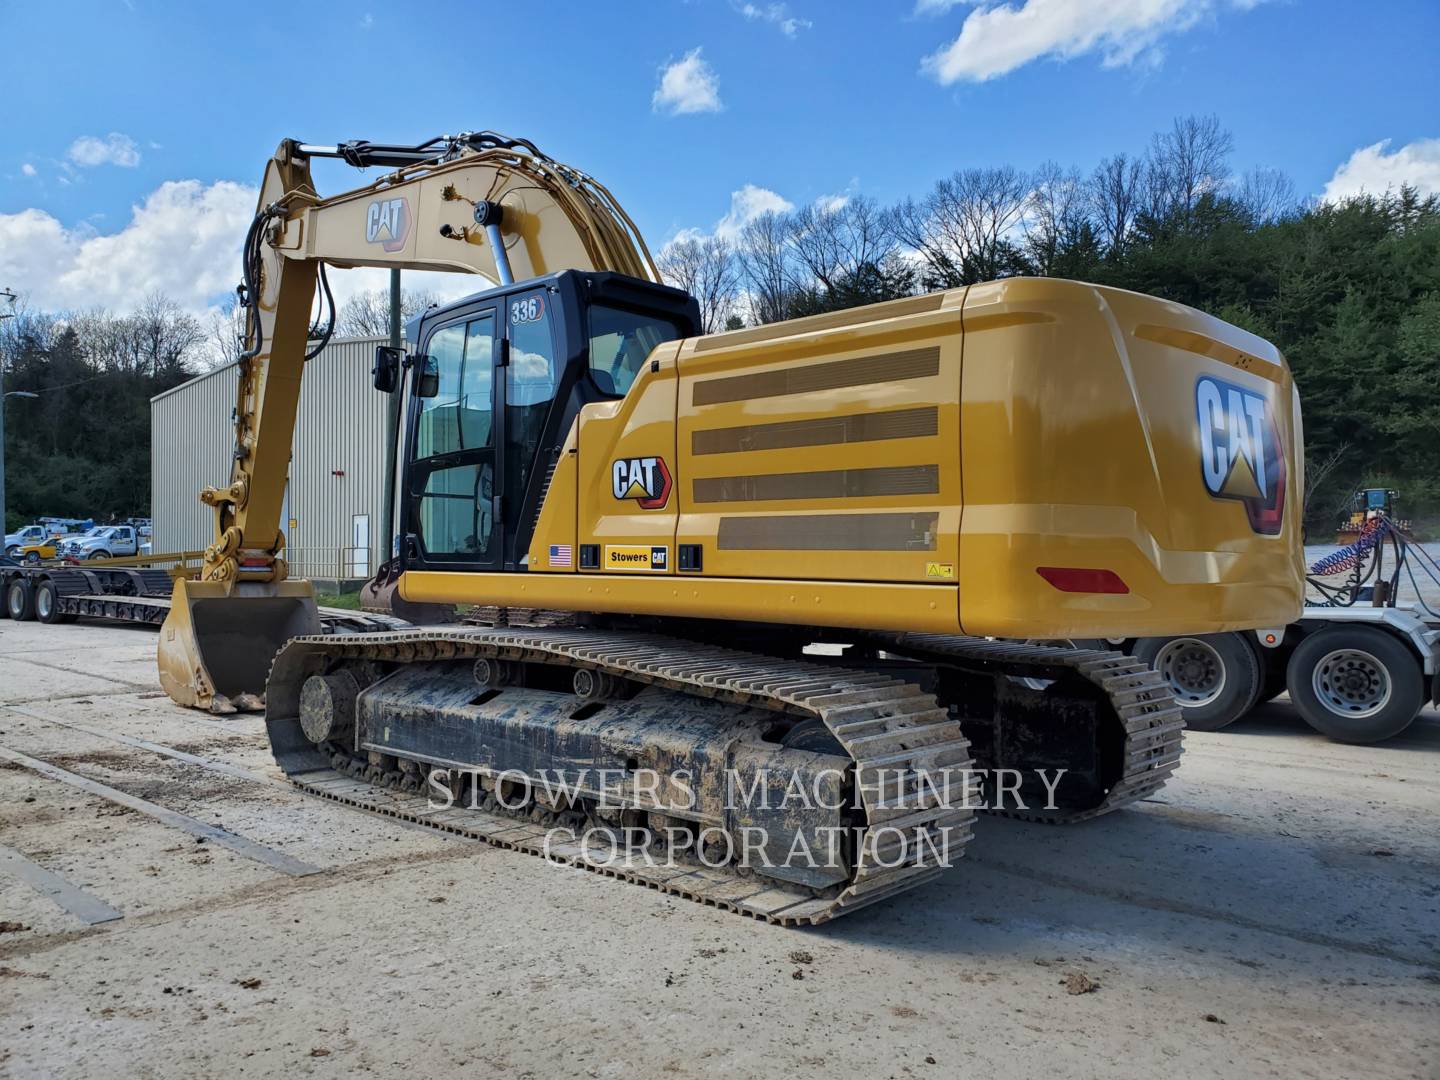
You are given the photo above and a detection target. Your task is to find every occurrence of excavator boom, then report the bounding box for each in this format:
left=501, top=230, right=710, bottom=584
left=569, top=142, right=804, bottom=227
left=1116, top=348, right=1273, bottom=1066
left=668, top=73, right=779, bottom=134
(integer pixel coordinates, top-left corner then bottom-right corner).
left=159, top=133, right=658, bottom=710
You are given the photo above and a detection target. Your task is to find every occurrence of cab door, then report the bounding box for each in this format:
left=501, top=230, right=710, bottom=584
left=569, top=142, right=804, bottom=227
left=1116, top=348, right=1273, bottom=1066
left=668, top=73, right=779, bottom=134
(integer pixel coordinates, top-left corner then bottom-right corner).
left=404, top=309, right=501, bottom=570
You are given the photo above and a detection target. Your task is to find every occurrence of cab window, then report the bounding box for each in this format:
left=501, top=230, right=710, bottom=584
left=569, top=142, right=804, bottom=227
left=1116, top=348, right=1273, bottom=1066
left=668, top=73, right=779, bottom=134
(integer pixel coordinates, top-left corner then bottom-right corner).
left=415, top=316, right=495, bottom=459
left=588, top=304, right=681, bottom=396
left=413, top=314, right=497, bottom=560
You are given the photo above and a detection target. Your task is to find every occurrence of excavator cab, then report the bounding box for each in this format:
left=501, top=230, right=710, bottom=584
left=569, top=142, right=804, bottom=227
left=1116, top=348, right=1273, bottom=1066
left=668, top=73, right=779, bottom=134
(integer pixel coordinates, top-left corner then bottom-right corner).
left=396, top=270, right=699, bottom=576
left=159, top=269, right=698, bottom=713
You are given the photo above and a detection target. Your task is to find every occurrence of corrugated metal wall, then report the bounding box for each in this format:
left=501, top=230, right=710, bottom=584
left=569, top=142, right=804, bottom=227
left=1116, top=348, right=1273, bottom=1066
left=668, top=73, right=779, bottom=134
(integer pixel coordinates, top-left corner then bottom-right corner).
left=150, top=336, right=392, bottom=581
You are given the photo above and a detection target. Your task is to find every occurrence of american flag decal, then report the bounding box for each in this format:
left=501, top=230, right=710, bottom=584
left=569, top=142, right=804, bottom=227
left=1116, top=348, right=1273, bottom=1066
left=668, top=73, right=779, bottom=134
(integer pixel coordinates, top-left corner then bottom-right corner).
left=548, top=544, right=573, bottom=568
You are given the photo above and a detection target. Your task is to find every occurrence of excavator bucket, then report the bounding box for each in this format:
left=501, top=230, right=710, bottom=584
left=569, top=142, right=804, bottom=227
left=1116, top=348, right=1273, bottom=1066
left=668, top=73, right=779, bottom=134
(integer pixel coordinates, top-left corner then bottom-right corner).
left=158, top=577, right=322, bottom=714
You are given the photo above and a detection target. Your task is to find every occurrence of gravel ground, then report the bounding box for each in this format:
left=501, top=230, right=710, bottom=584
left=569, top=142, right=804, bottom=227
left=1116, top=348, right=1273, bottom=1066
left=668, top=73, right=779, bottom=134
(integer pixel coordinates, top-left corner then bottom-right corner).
left=0, top=618, right=1436, bottom=1079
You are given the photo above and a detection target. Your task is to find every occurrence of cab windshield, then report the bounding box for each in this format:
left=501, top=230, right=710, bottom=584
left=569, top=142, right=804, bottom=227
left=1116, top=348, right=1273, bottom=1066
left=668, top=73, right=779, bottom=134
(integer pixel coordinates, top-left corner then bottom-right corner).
left=588, top=304, right=682, bottom=396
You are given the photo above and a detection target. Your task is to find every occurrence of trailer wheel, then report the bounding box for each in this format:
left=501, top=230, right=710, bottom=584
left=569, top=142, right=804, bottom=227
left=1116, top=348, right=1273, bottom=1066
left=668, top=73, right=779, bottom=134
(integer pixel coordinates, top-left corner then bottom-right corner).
left=1286, top=626, right=1423, bottom=744
left=1132, top=633, right=1262, bottom=731
left=1014, top=638, right=1106, bottom=689
left=33, top=580, right=75, bottom=625
left=6, top=577, right=36, bottom=621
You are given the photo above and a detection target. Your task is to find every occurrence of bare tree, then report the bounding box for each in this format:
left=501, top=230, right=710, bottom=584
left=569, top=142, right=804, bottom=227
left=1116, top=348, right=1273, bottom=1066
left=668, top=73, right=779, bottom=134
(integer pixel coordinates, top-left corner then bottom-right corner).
left=657, top=234, right=739, bottom=334
left=1304, top=442, right=1351, bottom=511
left=895, top=166, right=1030, bottom=286
left=1238, top=166, right=1299, bottom=225
left=1146, top=114, right=1234, bottom=220
left=1025, top=162, right=1087, bottom=276
left=1090, top=152, right=1143, bottom=254
left=206, top=295, right=249, bottom=369
left=736, top=210, right=795, bottom=325
left=69, top=294, right=204, bottom=378
left=337, top=288, right=441, bottom=338
left=787, top=195, right=900, bottom=294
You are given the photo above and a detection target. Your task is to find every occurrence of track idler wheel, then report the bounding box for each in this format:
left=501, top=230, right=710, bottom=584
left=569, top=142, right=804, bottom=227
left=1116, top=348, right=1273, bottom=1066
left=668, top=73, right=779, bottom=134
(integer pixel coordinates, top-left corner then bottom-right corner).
left=572, top=667, right=623, bottom=701
left=299, top=671, right=359, bottom=745
left=473, top=658, right=521, bottom=689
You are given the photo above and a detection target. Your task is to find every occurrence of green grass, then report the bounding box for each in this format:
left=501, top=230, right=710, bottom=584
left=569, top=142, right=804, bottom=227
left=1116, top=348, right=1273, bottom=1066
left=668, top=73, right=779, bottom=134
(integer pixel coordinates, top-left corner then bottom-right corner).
left=315, top=588, right=364, bottom=610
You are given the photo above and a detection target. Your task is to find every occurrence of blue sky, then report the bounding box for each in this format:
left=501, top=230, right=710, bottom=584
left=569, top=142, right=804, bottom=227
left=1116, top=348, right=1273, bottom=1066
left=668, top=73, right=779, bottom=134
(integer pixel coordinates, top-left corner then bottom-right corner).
left=3, top=0, right=1438, bottom=319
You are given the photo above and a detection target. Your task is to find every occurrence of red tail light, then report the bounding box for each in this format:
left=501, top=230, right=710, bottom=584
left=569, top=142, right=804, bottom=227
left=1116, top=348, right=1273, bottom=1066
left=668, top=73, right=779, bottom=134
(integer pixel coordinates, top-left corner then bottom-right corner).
left=1036, top=566, right=1129, bottom=594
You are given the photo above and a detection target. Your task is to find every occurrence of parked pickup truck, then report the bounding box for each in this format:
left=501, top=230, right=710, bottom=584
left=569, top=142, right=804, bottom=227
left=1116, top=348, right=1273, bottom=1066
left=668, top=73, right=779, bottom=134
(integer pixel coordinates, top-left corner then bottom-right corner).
left=4, top=525, right=50, bottom=558
left=63, top=525, right=141, bottom=560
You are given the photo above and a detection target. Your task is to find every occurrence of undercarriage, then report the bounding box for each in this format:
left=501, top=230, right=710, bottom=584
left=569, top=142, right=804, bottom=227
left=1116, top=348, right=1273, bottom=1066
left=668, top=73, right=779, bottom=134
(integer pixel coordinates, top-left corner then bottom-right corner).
left=263, top=622, right=1181, bottom=925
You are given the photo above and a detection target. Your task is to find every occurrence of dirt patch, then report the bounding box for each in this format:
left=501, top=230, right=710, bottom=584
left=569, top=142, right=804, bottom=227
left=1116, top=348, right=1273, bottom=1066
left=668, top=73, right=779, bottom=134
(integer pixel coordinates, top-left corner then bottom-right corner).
left=1060, top=971, right=1100, bottom=996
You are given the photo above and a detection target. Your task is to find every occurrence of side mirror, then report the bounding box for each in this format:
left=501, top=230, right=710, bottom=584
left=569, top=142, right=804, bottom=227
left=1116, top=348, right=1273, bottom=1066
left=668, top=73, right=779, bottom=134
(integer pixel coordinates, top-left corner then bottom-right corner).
left=372, top=346, right=403, bottom=393
left=415, top=356, right=439, bottom=399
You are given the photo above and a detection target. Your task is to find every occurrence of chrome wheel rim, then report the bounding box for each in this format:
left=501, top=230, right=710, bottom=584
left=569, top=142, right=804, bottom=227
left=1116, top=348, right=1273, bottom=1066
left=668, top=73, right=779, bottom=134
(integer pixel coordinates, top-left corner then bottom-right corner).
left=1155, top=638, right=1226, bottom=708
left=35, top=588, right=51, bottom=620
left=1017, top=639, right=1076, bottom=690
left=1312, top=648, right=1390, bottom=719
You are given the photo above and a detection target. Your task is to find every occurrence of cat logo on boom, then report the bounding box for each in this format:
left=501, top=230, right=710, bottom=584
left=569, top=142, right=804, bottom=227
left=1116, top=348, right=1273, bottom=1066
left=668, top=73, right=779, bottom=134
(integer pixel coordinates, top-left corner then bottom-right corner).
left=612, top=456, right=672, bottom=510
left=1196, top=375, right=1286, bottom=536
left=365, top=197, right=410, bottom=253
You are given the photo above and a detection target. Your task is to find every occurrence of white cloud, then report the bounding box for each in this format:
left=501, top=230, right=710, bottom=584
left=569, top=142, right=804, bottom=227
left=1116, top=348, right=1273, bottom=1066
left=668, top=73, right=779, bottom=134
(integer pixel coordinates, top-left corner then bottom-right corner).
left=21, top=163, right=37, bottom=177
left=360, top=12, right=374, bottom=28
left=913, top=0, right=971, bottom=14
left=0, top=181, right=255, bottom=313
left=715, top=184, right=795, bottom=239
left=736, top=2, right=812, bottom=36
left=921, top=0, right=1268, bottom=84
left=1322, top=138, right=1440, bottom=202
left=652, top=48, right=723, bottom=115
left=814, top=192, right=850, bottom=214
left=0, top=179, right=493, bottom=325
left=659, top=184, right=795, bottom=259
left=67, top=132, right=142, bottom=168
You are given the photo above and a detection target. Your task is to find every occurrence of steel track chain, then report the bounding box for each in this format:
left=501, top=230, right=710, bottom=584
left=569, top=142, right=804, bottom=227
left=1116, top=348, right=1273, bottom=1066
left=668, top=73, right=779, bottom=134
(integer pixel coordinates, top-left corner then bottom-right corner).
left=877, top=634, right=1184, bottom=823
left=266, top=627, right=978, bottom=926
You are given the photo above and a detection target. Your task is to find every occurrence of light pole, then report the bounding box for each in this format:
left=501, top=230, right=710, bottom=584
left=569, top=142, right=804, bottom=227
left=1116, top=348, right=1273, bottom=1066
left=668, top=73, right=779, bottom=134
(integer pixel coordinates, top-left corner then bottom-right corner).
left=0, top=390, right=38, bottom=536
left=1, top=286, right=32, bottom=535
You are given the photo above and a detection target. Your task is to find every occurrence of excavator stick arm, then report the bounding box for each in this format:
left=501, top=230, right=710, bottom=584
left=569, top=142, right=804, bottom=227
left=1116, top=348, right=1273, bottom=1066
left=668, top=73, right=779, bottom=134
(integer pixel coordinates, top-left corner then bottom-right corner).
left=159, top=134, right=660, bottom=711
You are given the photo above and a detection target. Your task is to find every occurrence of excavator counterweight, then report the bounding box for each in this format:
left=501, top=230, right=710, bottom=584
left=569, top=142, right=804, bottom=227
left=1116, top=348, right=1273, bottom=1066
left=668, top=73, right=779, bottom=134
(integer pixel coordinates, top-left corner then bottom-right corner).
left=158, top=132, right=1305, bottom=919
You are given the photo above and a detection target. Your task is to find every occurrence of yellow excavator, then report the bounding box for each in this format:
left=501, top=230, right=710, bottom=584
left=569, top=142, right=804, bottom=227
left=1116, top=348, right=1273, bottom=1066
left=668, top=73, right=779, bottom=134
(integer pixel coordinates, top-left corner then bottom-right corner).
left=157, top=132, right=1305, bottom=924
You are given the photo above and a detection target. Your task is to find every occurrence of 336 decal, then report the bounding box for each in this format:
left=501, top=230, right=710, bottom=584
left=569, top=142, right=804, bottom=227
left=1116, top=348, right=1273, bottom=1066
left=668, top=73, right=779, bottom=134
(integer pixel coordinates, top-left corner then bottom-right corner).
left=612, top=456, right=672, bottom=510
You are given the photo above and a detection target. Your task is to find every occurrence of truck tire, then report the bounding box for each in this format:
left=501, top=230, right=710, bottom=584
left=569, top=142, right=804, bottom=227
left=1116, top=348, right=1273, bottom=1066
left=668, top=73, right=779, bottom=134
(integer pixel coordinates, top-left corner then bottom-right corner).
left=90, top=550, right=111, bottom=560
left=1132, top=633, right=1262, bottom=731
left=1254, top=644, right=1289, bottom=705
left=6, top=577, right=36, bottom=621
left=33, top=579, right=76, bottom=625
left=1285, top=626, right=1423, bottom=744
left=4, top=545, right=19, bottom=558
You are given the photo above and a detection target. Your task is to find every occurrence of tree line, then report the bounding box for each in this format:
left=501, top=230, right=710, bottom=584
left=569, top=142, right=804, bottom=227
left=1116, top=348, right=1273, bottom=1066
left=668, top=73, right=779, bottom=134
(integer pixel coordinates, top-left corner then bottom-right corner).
left=0, top=287, right=433, bottom=531
left=657, top=115, right=1440, bottom=528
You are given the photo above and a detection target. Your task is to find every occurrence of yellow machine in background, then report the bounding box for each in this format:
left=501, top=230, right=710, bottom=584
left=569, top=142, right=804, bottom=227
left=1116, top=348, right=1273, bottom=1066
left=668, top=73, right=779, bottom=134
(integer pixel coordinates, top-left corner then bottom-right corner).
left=157, top=132, right=1304, bottom=924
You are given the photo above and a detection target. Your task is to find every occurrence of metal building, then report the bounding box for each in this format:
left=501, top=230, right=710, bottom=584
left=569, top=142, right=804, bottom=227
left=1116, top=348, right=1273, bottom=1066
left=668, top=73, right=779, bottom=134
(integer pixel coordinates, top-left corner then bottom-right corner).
left=150, top=336, right=391, bottom=583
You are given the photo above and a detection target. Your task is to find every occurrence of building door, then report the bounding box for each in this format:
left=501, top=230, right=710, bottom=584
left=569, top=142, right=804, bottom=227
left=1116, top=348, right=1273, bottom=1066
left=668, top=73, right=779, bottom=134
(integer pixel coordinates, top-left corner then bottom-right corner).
left=351, top=514, right=370, bottom=577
